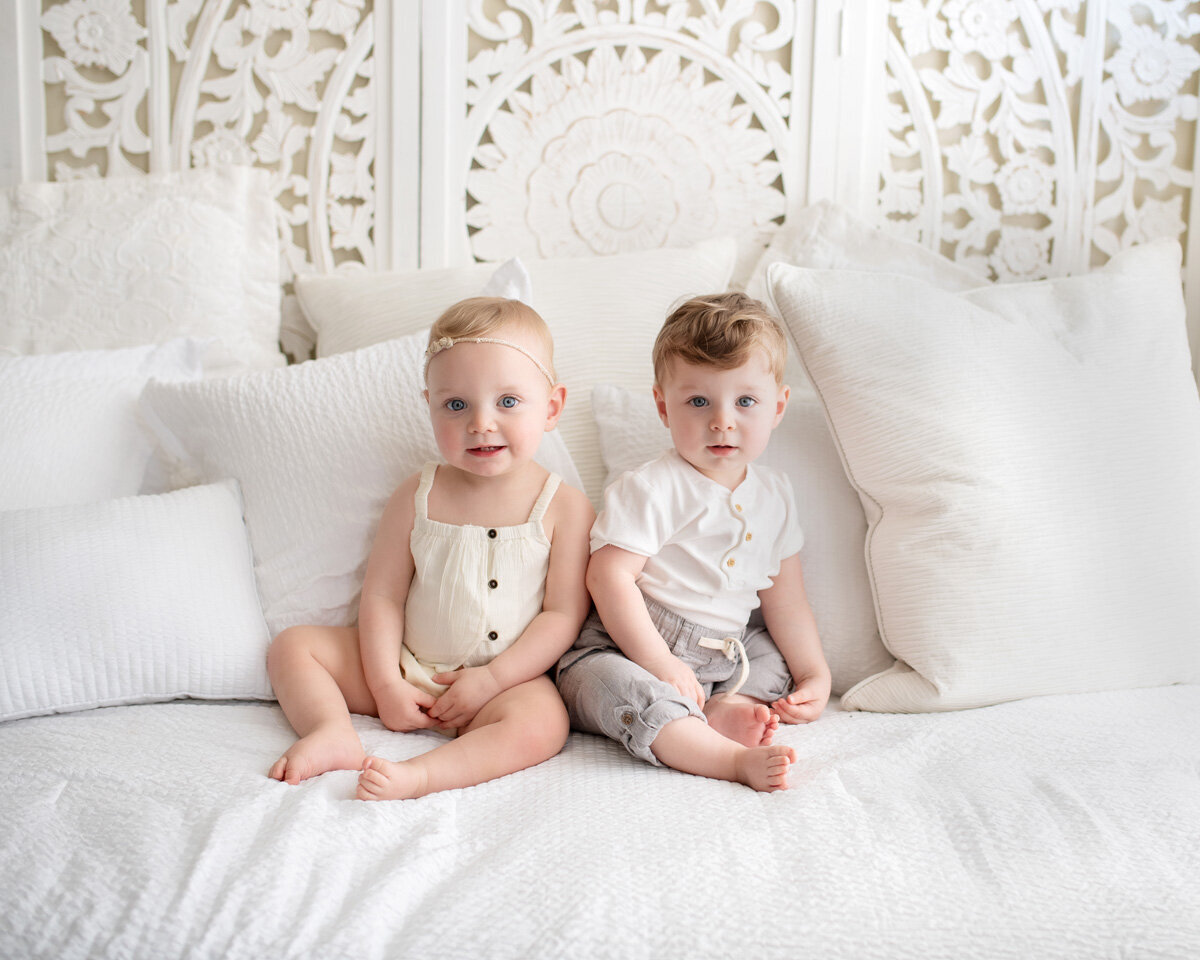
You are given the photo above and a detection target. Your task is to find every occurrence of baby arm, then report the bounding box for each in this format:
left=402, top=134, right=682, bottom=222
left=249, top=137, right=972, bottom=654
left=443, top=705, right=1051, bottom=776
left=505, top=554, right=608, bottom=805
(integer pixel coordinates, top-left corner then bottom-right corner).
left=587, top=544, right=706, bottom=708
left=758, top=553, right=830, bottom=723
left=428, top=484, right=595, bottom=729
left=358, top=476, right=438, bottom=732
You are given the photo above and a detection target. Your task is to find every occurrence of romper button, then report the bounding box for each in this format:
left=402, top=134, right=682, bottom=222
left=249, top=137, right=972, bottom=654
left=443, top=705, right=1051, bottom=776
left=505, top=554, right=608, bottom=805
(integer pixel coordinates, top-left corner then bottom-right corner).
left=487, top=528, right=497, bottom=538
left=488, top=579, right=498, bottom=589
left=488, top=630, right=498, bottom=641
left=620, top=712, right=635, bottom=726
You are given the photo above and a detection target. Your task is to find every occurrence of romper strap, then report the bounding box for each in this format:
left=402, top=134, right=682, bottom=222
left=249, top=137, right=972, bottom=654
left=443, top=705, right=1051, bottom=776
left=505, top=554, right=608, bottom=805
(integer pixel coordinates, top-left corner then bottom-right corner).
left=527, top=472, right=561, bottom=522
left=414, top=462, right=439, bottom=519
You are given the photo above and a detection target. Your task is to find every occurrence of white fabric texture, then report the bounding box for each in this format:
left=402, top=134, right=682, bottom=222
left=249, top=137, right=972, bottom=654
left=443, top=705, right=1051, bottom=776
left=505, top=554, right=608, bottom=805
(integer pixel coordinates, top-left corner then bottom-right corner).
left=592, top=450, right=803, bottom=635
left=401, top=463, right=559, bottom=697
left=744, top=199, right=983, bottom=302
left=0, top=165, right=283, bottom=369
left=769, top=241, right=1200, bottom=712
left=296, top=238, right=737, bottom=504
left=1, top=687, right=1196, bottom=958
left=0, top=340, right=205, bottom=510
left=140, top=333, right=581, bottom=636
left=0, top=481, right=271, bottom=721
left=592, top=383, right=891, bottom=695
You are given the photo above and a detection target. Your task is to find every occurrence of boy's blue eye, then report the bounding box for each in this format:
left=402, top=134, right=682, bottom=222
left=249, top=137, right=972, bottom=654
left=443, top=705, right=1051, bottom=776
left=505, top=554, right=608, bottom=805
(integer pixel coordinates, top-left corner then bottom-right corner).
left=446, top=398, right=466, bottom=412
left=499, top=396, right=519, bottom=409
left=736, top=396, right=756, bottom=407
left=688, top=397, right=709, bottom=408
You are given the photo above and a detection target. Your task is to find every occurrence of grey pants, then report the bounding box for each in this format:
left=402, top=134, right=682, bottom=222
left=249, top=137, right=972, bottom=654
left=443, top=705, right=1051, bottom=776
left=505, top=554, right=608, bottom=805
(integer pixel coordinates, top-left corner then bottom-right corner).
left=555, top=597, right=792, bottom=765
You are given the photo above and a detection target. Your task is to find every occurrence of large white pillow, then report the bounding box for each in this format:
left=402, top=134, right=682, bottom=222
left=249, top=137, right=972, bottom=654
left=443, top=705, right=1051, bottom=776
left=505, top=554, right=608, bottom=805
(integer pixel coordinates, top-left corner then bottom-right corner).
left=296, top=239, right=737, bottom=505
left=0, top=480, right=271, bottom=722
left=744, top=200, right=982, bottom=302
left=591, top=383, right=892, bottom=696
left=768, top=242, right=1200, bottom=712
left=140, top=333, right=581, bottom=636
left=0, top=340, right=204, bottom=510
left=0, top=165, right=282, bottom=370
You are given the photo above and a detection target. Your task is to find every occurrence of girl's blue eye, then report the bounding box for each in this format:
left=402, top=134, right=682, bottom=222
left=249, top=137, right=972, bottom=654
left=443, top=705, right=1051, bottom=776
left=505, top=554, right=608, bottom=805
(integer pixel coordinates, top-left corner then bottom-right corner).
left=446, top=398, right=466, bottom=412
left=736, top=396, right=756, bottom=407
left=688, top=397, right=709, bottom=408
left=499, top=396, right=519, bottom=409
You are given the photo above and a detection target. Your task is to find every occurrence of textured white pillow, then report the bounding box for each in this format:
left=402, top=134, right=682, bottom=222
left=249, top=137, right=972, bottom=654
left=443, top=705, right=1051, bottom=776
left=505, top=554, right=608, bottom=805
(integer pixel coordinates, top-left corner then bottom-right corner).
left=296, top=239, right=737, bottom=505
left=769, top=241, right=1200, bottom=712
left=0, top=165, right=282, bottom=369
left=0, top=340, right=205, bottom=510
left=141, top=333, right=581, bottom=636
left=745, top=200, right=982, bottom=302
left=591, top=383, right=891, bottom=696
left=0, top=480, right=271, bottom=722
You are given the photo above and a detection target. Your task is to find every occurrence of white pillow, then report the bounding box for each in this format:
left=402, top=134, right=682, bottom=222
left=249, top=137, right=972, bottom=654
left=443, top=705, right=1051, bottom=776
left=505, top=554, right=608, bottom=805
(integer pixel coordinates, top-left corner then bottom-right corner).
left=0, top=480, right=271, bottom=722
left=0, top=165, right=282, bottom=370
left=0, top=340, right=205, bottom=510
left=591, top=383, right=892, bottom=696
left=768, top=241, right=1200, bottom=712
left=744, top=200, right=983, bottom=302
left=140, top=333, right=581, bottom=636
left=296, top=238, right=738, bottom=505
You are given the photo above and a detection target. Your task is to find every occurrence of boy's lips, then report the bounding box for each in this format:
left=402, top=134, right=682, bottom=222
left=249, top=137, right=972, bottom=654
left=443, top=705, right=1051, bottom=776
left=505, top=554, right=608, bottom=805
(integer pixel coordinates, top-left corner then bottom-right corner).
left=707, top=444, right=738, bottom=456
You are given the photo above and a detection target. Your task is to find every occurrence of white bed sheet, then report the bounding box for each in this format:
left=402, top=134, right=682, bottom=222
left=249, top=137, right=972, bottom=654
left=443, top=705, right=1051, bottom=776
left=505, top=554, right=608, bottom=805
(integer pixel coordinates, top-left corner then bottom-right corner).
left=1, top=686, right=1197, bottom=960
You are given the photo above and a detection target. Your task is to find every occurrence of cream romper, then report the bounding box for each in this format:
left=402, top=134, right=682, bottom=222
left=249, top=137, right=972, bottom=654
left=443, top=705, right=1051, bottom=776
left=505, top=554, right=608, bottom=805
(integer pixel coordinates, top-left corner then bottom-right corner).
left=399, top=462, right=561, bottom=698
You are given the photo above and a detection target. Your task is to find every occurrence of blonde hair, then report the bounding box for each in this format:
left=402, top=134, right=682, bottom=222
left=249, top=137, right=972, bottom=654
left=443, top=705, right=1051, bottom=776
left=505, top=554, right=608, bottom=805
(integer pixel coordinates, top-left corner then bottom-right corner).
left=652, top=292, right=788, bottom=386
left=428, top=296, right=556, bottom=380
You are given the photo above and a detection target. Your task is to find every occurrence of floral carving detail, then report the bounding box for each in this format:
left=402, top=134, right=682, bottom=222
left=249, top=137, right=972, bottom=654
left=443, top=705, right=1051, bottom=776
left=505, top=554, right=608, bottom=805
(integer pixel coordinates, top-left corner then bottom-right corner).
left=942, top=0, right=1016, bottom=60
left=997, top=154, right=1054, bottom=215
left=467, top=45, right=784, bottom=268
left=1109, top=24, right=1200, bottom=104
left=42, top=0, right=145, bottom=74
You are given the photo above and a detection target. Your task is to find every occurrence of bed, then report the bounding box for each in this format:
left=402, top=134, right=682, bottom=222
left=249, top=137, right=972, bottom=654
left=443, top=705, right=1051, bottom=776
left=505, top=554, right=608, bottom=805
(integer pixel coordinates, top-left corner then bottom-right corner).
left=3, top=3, right=1200, bottom=959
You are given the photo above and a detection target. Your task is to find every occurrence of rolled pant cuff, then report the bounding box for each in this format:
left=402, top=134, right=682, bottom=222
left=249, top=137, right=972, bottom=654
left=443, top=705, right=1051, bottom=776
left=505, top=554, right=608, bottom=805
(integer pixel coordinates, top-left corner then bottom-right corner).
left=621, top=698, right=703, bottom=766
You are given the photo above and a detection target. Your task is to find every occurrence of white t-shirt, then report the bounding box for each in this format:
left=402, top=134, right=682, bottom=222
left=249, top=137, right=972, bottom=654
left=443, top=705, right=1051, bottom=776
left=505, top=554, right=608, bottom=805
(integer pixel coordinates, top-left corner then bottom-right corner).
left=591, top=450, right=805, bottom=634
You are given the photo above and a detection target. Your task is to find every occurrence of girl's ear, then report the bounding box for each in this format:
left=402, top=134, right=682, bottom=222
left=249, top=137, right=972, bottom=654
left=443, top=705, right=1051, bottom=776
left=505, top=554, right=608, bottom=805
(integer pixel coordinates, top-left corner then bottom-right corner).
left=423, top=389, right=430, bottom=405
left=544, top=383, right=567, bottom=429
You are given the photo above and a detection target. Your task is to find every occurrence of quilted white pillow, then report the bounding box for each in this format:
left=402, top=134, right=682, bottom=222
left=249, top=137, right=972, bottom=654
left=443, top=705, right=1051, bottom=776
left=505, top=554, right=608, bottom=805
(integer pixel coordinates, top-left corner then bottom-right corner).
left=591, top=383, right=891, bottom=696
left=0, top=165, right=282, bottom=370
left=769, top=241, right=1200, bottom=711
left=140, top=333, right=581, bottom=636
left=0, top=340, right=204, bottom=510
left=296, top=238, right=737, bottom=505
left=0, top=480, right=271, bottom=722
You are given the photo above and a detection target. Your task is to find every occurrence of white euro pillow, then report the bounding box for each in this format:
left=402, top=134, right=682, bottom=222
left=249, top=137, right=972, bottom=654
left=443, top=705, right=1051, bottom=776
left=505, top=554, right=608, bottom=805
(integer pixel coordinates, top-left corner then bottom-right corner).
left=140, top=333, right=582, bottom=636
left=0, top=165, right=282, bottom=370
left=768, top=241, right=1200, bottom=711
left=296, top=239, right=737, bottom=505
left=0, top=480, right=271, bottom=722
left=591, top=383, right=891, bottom=696
left=0, top=339, right=205, bottom=510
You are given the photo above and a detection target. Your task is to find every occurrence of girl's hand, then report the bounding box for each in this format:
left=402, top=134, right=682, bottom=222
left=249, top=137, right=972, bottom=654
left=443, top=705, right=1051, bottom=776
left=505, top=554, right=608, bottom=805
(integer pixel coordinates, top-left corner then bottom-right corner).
left=772, top=672, right=831, bottom=724
left=429, top=666, right=503, bottom=729
left=376, top=678, right=439, bottom=732
left=645, top=654, right=705, bottom=709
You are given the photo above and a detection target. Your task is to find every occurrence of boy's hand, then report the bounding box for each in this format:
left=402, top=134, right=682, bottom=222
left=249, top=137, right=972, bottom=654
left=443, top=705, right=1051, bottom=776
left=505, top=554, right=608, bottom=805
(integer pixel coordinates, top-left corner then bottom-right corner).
left=429, top=665, right=503, bottom=729
left=645, top=654, right=705, bottom=709
left=376, top=678, right=439, bottom=732
left=771, top=672, right=830, bottom=724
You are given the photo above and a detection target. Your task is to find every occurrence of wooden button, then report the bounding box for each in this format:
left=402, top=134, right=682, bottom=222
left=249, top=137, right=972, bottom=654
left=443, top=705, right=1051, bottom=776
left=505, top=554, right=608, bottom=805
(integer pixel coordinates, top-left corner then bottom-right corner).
left=726, top=558, right=736, bottom=567
left=745, top=533, right=752, bottom=542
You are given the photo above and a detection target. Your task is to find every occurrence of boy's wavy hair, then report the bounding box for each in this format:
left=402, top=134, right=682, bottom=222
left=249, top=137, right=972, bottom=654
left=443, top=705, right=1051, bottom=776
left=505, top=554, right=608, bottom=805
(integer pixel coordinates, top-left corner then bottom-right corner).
left=428, top=296, right=556, bottom=380
left=652, top=292, right=788, bottom=386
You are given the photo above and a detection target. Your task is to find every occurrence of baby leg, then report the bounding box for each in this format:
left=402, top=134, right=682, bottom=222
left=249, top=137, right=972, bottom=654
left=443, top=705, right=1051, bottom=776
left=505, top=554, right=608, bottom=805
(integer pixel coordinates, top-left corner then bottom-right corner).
left=357, top=675, right=568, bottom=801
left=651, top=717, right=795, bottom=792
left=267, top=625, right=373, bottom=783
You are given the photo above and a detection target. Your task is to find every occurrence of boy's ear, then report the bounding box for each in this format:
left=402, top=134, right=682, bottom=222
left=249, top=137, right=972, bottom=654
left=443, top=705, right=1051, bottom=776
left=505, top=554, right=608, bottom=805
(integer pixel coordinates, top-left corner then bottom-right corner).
left=653, top=384, right=670, bottom=428
left=544, top=383, right=567, bottom=430
left=773, top=384, right=790, bottom=426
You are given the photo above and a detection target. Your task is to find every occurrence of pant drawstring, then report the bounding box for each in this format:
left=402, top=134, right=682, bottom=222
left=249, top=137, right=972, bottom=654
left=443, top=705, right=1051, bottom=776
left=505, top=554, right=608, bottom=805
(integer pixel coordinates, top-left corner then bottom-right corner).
left=697, top=635, right=749, bottom=698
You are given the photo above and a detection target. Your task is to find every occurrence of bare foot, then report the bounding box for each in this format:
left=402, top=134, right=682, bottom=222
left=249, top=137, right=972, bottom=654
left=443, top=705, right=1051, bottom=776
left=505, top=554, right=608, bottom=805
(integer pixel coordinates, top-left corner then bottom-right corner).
left=705, top=698, right=778, bottom=747
left=734, top=743, right=796, bottom=792
left=357, top=756, right=430, bottom=801
left=268, top=725, right=365, bottom=784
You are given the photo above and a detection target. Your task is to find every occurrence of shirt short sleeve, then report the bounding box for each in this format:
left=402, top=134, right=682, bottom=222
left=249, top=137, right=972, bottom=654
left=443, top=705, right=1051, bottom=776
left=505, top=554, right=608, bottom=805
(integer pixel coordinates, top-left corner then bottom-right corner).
left=769, top=470, right=805, bottom=570
left=590, top=465, right=673, bottom=558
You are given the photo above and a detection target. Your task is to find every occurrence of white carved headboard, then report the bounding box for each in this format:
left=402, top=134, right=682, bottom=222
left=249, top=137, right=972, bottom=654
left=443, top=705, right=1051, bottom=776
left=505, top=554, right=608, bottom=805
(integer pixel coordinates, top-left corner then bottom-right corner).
left=4, top=1, right=1200, bottom=368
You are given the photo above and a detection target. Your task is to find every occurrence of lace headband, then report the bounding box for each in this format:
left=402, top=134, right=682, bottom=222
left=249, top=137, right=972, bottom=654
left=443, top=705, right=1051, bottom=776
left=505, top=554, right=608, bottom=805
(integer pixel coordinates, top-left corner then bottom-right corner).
left=423, top=336, right=556, bottom=386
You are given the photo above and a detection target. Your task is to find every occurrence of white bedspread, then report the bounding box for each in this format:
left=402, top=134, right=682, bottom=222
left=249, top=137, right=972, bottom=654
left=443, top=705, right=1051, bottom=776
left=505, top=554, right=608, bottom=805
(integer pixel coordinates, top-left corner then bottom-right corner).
left=2, top=686, right=1198, bottom=959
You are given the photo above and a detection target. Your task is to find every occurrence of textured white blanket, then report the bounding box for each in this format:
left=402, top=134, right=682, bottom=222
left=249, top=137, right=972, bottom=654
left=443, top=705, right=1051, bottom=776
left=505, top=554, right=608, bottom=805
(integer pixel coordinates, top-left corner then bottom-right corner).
left=1, top=687, right=1197, bottom=959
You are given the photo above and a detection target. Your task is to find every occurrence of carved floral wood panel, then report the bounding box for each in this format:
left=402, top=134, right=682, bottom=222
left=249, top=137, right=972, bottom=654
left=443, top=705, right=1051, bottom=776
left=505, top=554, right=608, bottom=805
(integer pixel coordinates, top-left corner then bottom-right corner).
left=880, top=0, right=1200, bottom=282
